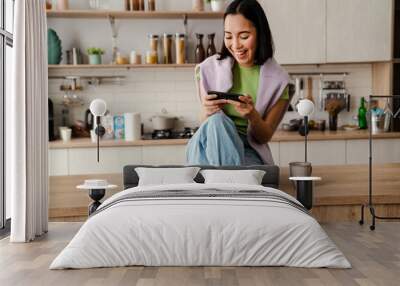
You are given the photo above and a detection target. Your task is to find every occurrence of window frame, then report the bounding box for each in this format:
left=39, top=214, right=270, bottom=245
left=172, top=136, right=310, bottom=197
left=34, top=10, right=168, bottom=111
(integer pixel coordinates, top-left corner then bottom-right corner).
left=0, top=0, right=13, bottom=233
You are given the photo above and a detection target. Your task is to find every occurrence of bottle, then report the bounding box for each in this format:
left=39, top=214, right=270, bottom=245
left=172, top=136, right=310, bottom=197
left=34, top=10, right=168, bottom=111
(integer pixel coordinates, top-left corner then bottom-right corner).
left=358, top=97, right=368, bottom=129
left=195, top=33, right=206, bottom=63
left=207, top=33, right=217, bottom=57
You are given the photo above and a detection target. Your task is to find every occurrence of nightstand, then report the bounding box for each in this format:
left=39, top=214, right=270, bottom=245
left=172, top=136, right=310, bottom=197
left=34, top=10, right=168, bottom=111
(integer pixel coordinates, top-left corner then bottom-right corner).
left=77, top=180, right=117, bottom=215
left=289, top=176, right=321, bottom=210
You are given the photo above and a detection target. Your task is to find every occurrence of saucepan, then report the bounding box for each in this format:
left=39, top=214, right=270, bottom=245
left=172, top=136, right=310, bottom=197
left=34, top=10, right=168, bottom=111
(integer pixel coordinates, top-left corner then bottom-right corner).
left=150, top=115, right=178, bottom=130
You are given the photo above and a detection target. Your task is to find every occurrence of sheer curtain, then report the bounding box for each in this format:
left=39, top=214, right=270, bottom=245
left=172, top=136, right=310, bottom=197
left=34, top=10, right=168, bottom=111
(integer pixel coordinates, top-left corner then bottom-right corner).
left=9, top=0, right=48, bottom=242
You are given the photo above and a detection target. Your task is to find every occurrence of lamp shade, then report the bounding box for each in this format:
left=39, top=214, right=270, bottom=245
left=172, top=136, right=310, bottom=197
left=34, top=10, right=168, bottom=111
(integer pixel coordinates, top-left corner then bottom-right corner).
left=296, top=99, right=314, bottom=116
left=89, top=99, right=107, bottom=117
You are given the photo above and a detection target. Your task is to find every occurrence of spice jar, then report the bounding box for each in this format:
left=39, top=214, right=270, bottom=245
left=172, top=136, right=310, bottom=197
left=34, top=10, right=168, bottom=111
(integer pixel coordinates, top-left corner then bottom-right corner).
left=127, top=0, right=139, bottom=10
left=56, top=0, right=69, bottom=10
left=46, top=0, right=52, bottom=10
left=163, top=34, right=173, bottom=64
left=138, top=0, right=145, bottom=11
left=148, top=0, right=156, bottom=11
left=175, top=33, right=186, bottom=65
left=148, top=34, right=159, bottom=63
left=146, top=51, right=158, bottom=64
left=131, top=52, right=142, bottom=64
left=192, top=0, right=204, bottom=11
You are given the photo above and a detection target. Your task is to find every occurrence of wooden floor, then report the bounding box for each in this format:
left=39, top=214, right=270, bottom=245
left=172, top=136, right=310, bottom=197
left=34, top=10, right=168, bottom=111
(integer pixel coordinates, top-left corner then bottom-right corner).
left=0, top=222, right=399, bottom=286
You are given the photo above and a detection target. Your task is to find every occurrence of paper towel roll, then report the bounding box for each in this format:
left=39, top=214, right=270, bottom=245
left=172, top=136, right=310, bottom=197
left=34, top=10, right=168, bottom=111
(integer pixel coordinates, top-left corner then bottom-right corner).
left=124, top=113, right=141, bottom=141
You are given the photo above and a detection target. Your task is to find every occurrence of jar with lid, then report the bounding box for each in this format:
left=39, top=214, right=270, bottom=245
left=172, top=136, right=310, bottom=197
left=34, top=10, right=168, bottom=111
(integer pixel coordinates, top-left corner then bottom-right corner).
left=146, top=51, right=158, bottom=64
left=127, top=0, right=140, bottom=10
left=175, top=33, right=186, bottom=65
left=148, top=34, right=159, bottom=63
left=138, top=0, right=145, bottom=11
left=163, top=34, right=173, bottom=64
left=147, top=0, right=156, bottom=11
left=192, top=0, right=204, bottom=11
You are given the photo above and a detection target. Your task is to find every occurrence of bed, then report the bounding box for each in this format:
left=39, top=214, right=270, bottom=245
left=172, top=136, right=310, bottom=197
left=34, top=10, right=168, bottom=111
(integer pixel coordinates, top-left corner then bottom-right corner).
left=50, top=165, right=350, bottom=269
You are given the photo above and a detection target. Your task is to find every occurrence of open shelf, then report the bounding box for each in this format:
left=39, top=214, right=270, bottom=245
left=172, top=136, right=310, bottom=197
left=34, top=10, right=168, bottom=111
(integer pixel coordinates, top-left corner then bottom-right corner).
left=48, top=64, right=197, bottom=69
left=46, top=10, right=224, bottom=19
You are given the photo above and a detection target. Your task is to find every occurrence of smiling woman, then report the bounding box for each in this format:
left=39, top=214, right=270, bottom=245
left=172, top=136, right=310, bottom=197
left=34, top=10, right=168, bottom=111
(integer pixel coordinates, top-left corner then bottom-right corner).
left=186, top=0, right=290, bottom=166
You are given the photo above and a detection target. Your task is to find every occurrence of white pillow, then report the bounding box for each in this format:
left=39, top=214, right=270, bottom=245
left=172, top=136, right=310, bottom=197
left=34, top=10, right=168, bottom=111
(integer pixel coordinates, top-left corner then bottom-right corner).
left=135, top=167, right=201, bottom=186
left=200, top=169, right=266, bottom=185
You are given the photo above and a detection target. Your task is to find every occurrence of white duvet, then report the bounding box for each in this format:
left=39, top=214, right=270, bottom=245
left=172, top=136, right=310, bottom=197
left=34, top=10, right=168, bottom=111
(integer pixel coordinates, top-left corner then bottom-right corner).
left=50, top=183, right=351, bottom=269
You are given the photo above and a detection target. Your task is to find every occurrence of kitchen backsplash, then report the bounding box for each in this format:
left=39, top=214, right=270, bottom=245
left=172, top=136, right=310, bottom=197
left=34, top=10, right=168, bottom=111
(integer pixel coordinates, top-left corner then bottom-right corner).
left=48, top=63, right=372, bottom=134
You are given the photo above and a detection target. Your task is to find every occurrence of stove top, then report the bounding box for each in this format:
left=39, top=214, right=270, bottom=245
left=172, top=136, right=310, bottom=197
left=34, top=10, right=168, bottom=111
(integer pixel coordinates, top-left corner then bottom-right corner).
left=143, top=127, right=198, bottom=140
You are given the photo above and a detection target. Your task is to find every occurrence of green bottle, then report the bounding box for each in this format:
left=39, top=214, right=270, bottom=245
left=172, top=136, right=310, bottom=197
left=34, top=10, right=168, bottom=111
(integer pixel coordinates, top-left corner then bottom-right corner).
left=358, top=97, right=367, bottom=129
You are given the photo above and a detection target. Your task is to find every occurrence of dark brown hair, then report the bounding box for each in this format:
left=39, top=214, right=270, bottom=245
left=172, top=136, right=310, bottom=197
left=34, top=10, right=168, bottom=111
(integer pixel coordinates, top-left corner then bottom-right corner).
left=218, top=0, right=274, bottom=65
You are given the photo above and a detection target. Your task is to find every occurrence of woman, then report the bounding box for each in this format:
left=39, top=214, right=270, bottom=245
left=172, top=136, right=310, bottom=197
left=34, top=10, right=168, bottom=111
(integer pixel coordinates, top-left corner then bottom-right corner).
left=186, top=0, right=290, bottom=166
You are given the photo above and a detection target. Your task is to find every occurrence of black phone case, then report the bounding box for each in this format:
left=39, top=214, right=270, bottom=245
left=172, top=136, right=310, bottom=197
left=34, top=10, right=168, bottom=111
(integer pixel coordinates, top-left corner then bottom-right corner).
left=207, top=91, right=243, bottom=102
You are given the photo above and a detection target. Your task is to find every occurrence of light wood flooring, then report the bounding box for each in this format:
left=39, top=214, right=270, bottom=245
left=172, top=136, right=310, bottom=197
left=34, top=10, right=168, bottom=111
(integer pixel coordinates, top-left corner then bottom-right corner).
left=1, top=222, right=400, bottom=286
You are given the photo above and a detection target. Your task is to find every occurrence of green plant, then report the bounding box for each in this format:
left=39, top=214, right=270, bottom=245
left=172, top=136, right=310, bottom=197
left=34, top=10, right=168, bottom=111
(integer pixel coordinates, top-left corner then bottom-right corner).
left=87, top=47, right=105, bottom=55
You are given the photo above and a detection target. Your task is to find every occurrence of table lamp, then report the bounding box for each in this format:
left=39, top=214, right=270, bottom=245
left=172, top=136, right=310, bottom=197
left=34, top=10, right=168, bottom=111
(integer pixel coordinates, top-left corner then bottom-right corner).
left=296, top=99, right=315, bottom=162
left=89, top=99, right=107, bottom=162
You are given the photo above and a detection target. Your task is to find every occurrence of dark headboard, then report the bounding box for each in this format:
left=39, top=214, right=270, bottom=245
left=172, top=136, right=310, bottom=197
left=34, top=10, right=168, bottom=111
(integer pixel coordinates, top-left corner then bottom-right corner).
left=123, top=165, right=280, bottom=189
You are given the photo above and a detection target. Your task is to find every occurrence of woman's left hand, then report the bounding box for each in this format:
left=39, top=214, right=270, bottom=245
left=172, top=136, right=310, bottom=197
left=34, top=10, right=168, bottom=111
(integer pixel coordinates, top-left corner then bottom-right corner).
left=227, top=94, right=256, bottom=119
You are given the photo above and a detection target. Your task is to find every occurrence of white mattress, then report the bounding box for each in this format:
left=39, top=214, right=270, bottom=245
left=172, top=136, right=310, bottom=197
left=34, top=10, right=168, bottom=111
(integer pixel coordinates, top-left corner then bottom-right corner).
left=50, top=183, right=351, bottom=269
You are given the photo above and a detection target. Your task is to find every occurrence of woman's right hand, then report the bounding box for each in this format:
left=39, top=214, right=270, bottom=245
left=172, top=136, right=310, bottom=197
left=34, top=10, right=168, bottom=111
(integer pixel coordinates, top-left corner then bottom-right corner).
left=202, top=94, right=227, bottom=117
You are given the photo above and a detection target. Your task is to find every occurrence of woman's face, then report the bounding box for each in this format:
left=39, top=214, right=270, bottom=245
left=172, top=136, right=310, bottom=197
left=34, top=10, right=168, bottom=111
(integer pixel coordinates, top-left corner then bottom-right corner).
left=224, top=14, right=257, bottom=67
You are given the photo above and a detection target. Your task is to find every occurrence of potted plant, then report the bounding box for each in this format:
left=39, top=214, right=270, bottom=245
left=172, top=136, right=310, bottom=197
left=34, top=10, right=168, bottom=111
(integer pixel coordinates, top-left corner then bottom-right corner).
left=207, top=0, right=226, bottom=12
left=325, top=98, right=345, bottom=131
left=87, top=47, right=104, bottom=65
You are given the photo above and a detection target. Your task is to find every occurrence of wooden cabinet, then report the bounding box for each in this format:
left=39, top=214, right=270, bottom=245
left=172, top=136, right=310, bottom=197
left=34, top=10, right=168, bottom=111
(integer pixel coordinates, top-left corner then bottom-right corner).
left=326, top=0, right=393, bottom=63
left=49, top=149, right=69, bottom=176
left=68, top=147, right=142, bottom=175
left=142, top=145, right=187, bottom=165
left=49, top=137, right=400, bottom=175
left=346, top=139, right=400, bottom=164
left=261, top=0, right=326, bottom=64
left=279, top=140, right=346, bottom=166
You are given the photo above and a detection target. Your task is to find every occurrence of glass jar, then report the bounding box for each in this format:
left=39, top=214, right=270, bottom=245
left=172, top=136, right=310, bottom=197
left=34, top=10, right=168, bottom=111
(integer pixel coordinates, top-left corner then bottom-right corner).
left=192, top=0, right=204, bottom=11
left=163, top=34, right=173, bottom=64
left=146, top=51, right=158, bottom=64
left=175, top=33, right=186, bottom=65
left=138, top=0, right=145, bottom=11
left=148, top=34, right=159, bottom=63
left=56, top=0, right=69, bottom=10
left=148, top=0, right=156, bottom=11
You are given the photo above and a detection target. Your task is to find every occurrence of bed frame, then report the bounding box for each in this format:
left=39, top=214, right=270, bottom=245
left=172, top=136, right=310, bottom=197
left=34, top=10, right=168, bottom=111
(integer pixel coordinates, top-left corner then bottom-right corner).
left=123, top=165, right=280, bottom=189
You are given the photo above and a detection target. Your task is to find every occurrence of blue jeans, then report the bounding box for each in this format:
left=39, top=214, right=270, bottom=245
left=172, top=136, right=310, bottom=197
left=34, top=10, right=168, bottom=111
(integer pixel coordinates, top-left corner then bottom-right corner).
left=186, top=113, right=263, bottom=166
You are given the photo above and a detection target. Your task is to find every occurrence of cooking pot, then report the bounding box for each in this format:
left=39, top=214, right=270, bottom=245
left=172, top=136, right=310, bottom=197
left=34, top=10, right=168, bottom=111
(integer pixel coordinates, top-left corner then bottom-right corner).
left=150, top=115, right=178, bottom=130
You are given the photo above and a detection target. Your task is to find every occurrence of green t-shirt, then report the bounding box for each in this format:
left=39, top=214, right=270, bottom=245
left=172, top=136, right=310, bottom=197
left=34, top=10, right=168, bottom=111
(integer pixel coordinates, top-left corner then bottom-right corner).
left=196, top=63, right=289, bottom=134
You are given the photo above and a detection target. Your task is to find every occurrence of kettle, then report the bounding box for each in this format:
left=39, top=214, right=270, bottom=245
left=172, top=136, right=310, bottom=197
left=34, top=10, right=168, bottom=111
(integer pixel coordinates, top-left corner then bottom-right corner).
left=84, top=109, right=94, bottom=131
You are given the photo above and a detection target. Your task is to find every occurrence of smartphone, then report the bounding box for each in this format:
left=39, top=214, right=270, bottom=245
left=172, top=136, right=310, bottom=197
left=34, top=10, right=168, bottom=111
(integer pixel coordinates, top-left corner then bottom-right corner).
left=207, top=91, right=244, bottom=102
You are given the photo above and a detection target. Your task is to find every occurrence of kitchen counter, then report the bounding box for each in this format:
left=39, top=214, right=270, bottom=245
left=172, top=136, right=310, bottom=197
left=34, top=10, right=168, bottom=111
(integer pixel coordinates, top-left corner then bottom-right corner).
left=49, top=130, right=400, bottom=149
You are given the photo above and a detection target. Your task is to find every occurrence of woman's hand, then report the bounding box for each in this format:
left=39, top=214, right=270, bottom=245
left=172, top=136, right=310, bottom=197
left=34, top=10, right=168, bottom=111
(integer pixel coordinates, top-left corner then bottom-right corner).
left=202, top=94, right=227, bottom=117
left=227, top=94, right=256, bottom=119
